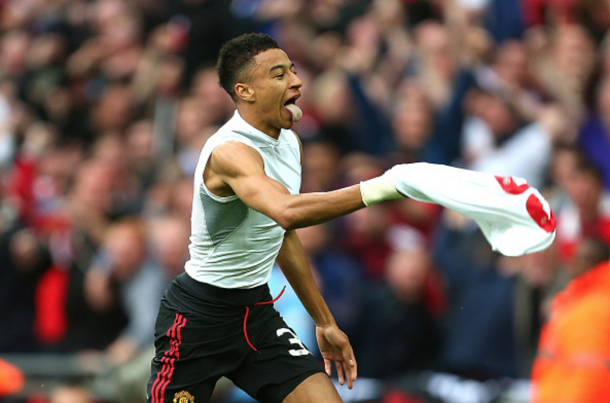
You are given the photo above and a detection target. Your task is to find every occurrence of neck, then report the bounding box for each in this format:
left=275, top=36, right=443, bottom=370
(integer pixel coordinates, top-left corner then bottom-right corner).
left=238, top=107, right=281, bottom=139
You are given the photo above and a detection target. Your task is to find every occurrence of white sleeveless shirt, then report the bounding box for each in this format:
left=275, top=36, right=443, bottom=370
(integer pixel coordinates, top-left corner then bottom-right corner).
left=184, top=110, right=302, bottom=289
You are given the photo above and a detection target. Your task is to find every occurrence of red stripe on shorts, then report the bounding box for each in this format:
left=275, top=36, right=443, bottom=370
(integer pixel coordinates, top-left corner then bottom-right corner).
left=151, top=313, right=187, bottom=403
left=151, top=316, right=179, bottom=403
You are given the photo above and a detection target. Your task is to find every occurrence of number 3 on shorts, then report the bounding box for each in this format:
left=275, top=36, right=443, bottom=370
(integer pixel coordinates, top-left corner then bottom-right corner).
left=277, top=328, right=311, bottom=356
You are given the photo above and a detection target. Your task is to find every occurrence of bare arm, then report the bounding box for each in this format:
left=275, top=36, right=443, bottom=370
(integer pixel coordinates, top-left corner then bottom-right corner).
left=276, top=229, right=357, bottom=389
left=276, top=229, right=334, bottom=327
left=206, top=141, right=366, bottom=230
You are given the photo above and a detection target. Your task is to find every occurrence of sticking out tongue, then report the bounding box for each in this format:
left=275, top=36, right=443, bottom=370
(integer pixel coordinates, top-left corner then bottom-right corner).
left=285, top=104, right=303, bottom=122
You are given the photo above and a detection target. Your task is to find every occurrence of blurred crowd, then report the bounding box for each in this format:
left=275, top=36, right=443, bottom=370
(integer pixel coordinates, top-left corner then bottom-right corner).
left=2, top=0, right=610, bottom=402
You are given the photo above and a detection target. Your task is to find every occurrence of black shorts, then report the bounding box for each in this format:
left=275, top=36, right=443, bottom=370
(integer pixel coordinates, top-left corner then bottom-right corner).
left=146, top=273, right=324, bottom=403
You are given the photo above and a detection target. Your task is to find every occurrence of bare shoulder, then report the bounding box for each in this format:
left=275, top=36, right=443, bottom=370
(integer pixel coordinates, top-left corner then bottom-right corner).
left=209, top=140, right=265, bottom=178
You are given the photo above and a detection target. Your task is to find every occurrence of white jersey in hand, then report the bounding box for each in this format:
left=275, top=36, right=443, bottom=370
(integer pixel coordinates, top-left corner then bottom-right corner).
left=387, top=163, right=556, bottom=256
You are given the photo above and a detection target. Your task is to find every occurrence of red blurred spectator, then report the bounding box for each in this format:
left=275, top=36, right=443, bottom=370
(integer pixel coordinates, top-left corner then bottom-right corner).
left=556, top=158, right=610, bottom=263
left=524, top=0, right=579, bottom=26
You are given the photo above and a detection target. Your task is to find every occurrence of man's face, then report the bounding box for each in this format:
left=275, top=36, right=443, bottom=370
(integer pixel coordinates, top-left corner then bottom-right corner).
left=242, top=48, right=302, bottom=134
left=564, top=170, right=602, bottom=212
left=569, top=239, right=607, bottom=278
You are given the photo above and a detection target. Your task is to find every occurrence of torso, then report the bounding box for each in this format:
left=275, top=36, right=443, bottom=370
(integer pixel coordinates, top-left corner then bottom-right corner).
left=184, top=110, right=302, bottom=289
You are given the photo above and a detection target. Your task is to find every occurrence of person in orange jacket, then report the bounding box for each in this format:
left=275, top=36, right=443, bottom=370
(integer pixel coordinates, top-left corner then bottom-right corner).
left=531, top=237, right=610, bottom=403
left=0, top=357, right=25, bottom=397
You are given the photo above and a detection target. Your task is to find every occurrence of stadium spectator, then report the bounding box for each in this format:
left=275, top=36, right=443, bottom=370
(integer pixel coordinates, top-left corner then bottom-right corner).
left=0, top=358, right=25, bottom=398
left=391, top=80, right=435, bottom=164
left=297, top=223, right=364, bottom=341
left=300, top=140, right=343, bottom=193
left=50, top=383, right=94, bottom=403
left=578, top=72, right=610, bottom=189
left=531, top=237, right=610, bottom=403
left=83, top=217, right=167, bottom=365
left=555, top=157, right=610, bottom=263
left=148, top=213, right=191, bottom=281
left=0, top=224, right=51, bottom=353
left=356, top=225, right=443, bottom=379
left=433, top=211, right=521, bottom=379
left=509, top=248, right=569, bottom=377
left=339, top=155, right=394, bottom=280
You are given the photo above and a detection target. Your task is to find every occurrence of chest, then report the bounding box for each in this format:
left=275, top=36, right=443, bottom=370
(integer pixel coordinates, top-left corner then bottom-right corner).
left=260, top=143, right=301, bottom=195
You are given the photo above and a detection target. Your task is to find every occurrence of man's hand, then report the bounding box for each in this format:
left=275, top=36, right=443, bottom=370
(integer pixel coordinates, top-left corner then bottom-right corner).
left=316, top=324, right=357, bottom=389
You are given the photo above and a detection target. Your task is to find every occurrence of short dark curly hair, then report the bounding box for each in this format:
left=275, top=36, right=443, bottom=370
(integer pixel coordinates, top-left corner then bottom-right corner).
left=216, top=33, right=280, bottom=101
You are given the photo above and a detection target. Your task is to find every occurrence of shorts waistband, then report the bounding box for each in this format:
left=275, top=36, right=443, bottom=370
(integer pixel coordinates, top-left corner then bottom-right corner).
left=174, top=272, right=271, bottom=307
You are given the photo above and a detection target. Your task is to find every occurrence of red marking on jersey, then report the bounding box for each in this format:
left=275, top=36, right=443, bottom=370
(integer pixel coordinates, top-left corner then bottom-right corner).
left=495, top=175, right=530, bottom=195
left=526, top=194, right=556, bottom=233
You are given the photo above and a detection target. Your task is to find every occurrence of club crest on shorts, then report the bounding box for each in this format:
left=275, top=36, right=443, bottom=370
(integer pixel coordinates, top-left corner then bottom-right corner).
left=173, top=390, right=194, bottom=403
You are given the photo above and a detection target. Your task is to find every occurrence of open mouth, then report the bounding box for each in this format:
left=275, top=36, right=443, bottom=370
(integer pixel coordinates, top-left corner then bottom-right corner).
left=284, top=95, right=299, bottom=109
left=284, top=96, right=303, bottom=122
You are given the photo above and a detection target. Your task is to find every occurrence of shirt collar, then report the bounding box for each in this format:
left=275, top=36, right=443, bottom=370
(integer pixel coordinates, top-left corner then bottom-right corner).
left=231, top=109, right=281, bottom=145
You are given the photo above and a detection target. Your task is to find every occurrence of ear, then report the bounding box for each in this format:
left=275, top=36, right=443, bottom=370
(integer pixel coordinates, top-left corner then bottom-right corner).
left=235, top=83, right=255, bottom=102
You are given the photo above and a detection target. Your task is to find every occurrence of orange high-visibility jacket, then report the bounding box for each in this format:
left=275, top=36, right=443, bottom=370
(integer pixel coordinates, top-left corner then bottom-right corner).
left=0, top=358, right=24, bottom=397
left=532, top=261, right=610, bottom=403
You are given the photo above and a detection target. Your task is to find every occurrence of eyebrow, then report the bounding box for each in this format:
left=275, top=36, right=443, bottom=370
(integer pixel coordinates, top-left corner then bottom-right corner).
left=268, top=63, right=295, bottom=73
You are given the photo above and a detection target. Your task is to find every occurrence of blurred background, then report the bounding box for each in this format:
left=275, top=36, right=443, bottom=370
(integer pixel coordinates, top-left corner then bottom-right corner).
left=1, top=0, right=610, bottom=402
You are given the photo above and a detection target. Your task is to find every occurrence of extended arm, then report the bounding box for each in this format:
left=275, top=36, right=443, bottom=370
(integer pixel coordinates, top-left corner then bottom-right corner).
left=205, top=141, right=400, bottom=230
left=276, top=229, right=357, bottom=389
left=208, top=142, right=555, bottom=256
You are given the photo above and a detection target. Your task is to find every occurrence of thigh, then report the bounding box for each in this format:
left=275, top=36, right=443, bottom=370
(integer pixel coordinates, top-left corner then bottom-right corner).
left=282, top=372, right=343, bottom=403
left=146, top=299, right=245, bottom=403
left=229, top=309, right=325, bottom=403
